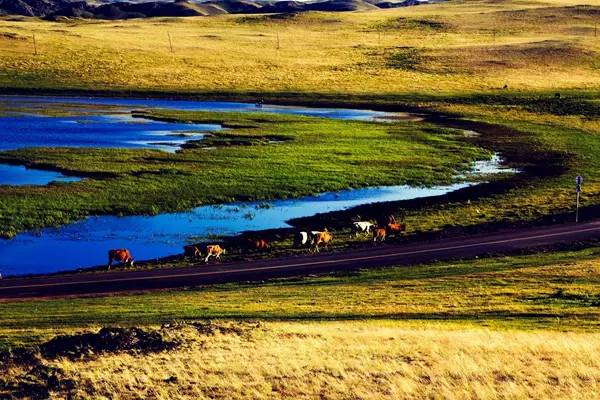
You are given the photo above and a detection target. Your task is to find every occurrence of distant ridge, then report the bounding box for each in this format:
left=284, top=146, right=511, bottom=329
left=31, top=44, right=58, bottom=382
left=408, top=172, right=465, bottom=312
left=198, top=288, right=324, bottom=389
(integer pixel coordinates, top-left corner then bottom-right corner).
left=0, top=0, right=436, bottom=19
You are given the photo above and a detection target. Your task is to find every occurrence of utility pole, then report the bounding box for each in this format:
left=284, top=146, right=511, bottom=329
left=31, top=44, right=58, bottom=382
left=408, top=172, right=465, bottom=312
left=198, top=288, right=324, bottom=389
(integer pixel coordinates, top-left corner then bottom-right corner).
left=32, top=33, right=38, bottom=56
left=167, top=32, right=174, bottom=53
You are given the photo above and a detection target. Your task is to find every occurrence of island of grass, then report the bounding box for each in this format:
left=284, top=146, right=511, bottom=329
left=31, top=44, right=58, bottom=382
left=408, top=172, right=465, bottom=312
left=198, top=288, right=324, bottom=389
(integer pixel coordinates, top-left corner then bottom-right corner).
left=0, top=110, right=492, bottom=238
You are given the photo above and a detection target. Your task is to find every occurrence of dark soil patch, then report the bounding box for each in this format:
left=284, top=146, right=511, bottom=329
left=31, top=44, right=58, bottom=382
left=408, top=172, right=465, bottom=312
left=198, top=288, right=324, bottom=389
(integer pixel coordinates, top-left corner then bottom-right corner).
left=386, top=47, right=425, bottom=71
left=41, top=327, right=178, bottom=360
left=373, top=17, right=450, bottom=31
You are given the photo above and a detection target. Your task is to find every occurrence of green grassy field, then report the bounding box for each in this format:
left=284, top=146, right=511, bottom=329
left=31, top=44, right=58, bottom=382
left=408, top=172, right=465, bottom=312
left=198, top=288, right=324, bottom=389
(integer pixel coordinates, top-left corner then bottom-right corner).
left=1, top=94, right=599, bottom=268
left=0, top=0, right=599, bottom=248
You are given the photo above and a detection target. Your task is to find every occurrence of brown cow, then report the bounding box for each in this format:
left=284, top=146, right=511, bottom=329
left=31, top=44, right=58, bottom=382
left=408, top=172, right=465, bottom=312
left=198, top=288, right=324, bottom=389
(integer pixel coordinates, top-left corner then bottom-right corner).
left=205, top=244, right=225, bottom=263
left=386, top=223, right=406, bottom=238
left=312, top=230, right=333, bottom=253
left=184, top=245, right=202, bottom=258
left=248, top=238, right=270, bottom=251
left=107, top=249, right=134, bottom=269
left=373, top=227, right=386, bottom=242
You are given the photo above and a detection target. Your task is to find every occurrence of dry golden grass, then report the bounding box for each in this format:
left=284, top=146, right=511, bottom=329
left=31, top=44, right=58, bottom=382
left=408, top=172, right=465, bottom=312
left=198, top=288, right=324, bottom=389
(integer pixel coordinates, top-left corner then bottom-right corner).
left=47, top=321, right=600, bottom=399
left=0, top=0, right=599, bottom=94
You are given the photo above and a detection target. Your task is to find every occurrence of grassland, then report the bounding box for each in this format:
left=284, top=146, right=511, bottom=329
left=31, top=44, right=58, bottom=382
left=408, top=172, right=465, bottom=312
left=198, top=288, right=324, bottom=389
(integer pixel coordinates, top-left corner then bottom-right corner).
left=45, top=323, right=600, bottom=399
left=2, top=247, right=600, bottom=347
left=0, top=0, right=599, bottom=94
left=3, top=248, right=600, bottom=398
left=2, top=1, right=600, bottom=397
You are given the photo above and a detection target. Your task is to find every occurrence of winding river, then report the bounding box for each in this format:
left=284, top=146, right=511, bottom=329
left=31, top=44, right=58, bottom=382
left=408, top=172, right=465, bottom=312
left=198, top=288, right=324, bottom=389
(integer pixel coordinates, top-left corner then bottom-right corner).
left=0, top=96, right=517, bottom=276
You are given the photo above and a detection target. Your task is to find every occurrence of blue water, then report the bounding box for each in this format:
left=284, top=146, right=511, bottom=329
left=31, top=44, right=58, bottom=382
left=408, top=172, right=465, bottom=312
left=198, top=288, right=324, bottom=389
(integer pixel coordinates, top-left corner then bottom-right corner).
left=0, top=164, right=80, bottom=186
left=0, top=113, right=218, bottom=152
left=0, top=95, right=393, bottom=124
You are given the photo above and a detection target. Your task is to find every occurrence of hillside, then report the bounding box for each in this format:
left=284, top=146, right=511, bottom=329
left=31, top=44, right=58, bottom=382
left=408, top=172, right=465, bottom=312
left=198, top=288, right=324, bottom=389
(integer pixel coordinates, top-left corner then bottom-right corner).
left=0, top=0, right=433, bottom=18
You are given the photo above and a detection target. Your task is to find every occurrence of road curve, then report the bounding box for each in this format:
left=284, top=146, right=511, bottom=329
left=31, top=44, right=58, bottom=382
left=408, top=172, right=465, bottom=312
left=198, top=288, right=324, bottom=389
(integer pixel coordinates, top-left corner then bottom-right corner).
left=1, top=220, right=599, bottom=300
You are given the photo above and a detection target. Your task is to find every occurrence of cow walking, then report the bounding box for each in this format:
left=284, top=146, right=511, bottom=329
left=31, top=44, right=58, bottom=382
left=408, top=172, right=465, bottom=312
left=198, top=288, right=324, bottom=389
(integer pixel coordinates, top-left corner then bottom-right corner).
left=386, top=223, right=406, bottom=238
left=351, top=221, right=374, bottom=237
left=373, top=227, right=386, bottom=243
left=312, top=230, right=333, bottom=253
left=107, top=249, right=134, bottom=270
left=293, top=231, right=314, bottom=248
left=205, top=245, right=225, bottom=263
left=248, top=238, right=270, bottom=251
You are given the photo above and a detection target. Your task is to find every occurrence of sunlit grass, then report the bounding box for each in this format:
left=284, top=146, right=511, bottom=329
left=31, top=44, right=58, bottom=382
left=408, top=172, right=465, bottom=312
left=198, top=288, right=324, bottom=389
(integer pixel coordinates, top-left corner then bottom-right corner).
left=0, top=0, right=599, bottom=94
left=52, top=321, right=600, bottom=399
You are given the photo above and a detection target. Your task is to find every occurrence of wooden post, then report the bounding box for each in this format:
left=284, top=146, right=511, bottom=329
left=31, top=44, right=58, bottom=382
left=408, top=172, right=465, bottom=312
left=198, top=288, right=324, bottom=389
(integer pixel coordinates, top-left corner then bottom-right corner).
left=276, top=31, right=280, bottom=50
left=167, top=32, right=174, bottom=53
left=32, top=33, right=38, bottom=56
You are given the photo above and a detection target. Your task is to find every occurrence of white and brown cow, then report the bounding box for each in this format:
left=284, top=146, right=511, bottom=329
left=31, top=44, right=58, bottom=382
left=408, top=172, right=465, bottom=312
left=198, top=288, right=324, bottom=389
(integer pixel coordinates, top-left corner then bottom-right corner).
left=205, top=244, right=225, bottom=263
left=351, top=221, right=374, bottom=237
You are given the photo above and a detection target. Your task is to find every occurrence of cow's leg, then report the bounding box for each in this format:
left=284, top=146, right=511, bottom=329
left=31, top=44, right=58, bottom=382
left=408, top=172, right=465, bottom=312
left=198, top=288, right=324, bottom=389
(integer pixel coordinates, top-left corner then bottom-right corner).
left=107, top=255, right=113, bottom=270
left=205, top=254, right=211, bottom=263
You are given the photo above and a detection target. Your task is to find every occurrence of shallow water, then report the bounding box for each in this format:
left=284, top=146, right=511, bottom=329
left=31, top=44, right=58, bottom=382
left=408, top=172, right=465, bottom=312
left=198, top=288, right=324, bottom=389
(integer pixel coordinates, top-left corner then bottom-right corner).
left=0, top=113, right=218, bottom=152
left=0, top=95, right=394, bottom=125
left=0, top=164, right=80, bottom=186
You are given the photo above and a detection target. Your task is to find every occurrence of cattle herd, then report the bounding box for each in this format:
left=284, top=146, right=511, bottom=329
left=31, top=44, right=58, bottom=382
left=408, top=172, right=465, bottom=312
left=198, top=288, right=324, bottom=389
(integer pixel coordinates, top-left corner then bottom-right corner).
left=106, top=215, right=405, bottom=269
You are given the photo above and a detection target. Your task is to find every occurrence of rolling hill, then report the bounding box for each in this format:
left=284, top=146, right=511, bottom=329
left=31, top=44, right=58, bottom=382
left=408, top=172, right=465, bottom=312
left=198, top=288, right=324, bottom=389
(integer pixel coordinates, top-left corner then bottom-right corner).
left=0, top=0, right=434, bottom=19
